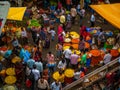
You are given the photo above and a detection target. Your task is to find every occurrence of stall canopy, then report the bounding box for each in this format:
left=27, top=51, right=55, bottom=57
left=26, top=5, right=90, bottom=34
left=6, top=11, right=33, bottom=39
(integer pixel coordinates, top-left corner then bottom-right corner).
left=90, top=3, right=120, bottom=29
left=7, top=7, right=26, bottom=21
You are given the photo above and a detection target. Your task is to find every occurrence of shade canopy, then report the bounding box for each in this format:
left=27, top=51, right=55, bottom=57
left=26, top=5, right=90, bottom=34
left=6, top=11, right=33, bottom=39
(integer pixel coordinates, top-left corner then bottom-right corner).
left=7, top=7, right=26, bottom=21
left=90, top=3, right=120, bottom=29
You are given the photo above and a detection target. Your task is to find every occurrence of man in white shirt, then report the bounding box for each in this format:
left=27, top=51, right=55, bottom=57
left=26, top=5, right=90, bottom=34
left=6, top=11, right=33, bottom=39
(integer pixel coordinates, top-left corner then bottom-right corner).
left=21, top=27, right=28, bottom=45
left=63, top=47, right=72, bottom=67
left=90, top=13, right=95, bottom=27
left=48, top=28, right=56, bottom=41
left=32, top=65, right=40, bottom=90
left=57, top=58, right=67, bottom=70
left=103, top=51, right=112, bottom=65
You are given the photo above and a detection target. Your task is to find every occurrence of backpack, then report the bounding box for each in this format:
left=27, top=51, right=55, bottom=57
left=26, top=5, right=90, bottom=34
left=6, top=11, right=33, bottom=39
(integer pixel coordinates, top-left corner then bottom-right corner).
left=28, top=70, right=35, bottom=81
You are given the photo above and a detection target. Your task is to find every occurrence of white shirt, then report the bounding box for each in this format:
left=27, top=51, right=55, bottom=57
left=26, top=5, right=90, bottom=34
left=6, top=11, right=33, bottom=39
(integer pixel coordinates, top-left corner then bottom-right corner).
left=63, top=49, right=72, bottom=59
left=77, top=4, right=80, bottom=9
left=80, top=9, right=85, bottom=17
left=74, top=71, right=82, bottom=80
left=38, top=79, right=49, bottom=89
left=57, top=60, right=66, bottom=69
left=49, top=30, right=56, bottom=36
left=51, top=82, right=61, bottom=90
left=90, top=14, right=95, bottom=22
left=103, top=53, right=112, bottom=64
left=21, top=30, right=27, bottom=37
left=32, top=69, right=40, bottom=81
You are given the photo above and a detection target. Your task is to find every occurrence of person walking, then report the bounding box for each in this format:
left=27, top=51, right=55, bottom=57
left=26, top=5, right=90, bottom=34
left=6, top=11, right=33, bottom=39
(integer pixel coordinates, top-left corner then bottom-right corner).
left=37, top=76, right=49, bottom=90
left=46, top=51, right=56, bottom=73
left=90, top=13, right=95, bottom=27
left=70, top=51, right=79, bottom=69
left=50, top=80, right=62, bottom=90
left=48, top=27, right=56, bottom=41
left=32, top=65, right=40, bottom=90
left=57, top=56, right=67, bottom=70
left=70, top=5, right=77, bottom=24
left=63, top=47, right=72, bottom=68
left=103, top=50, right=112, bottom=65
left=35, top=58, right=43, bottom=77
left=27, top=56, right=35, bottom=69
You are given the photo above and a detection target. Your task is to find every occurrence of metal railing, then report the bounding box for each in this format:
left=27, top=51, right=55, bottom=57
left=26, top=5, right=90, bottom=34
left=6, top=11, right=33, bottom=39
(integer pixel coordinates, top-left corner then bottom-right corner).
left=63, top=57, right=120, bottom=90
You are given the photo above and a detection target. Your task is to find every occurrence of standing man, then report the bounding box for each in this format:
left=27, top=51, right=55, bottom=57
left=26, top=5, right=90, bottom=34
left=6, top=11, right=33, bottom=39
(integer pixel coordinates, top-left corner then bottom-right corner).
left=63, top=47, right=72, bottom=68
left=70, top=5, right=77, bottom=24
left=70, top=51, right=79, bottom=69
left=32, top=65, right=40, bottom=90
left=48, top=27, right=56, bottom=41
left=90, top=13, right=95, bottom=27
left=66, top=0, right=72, bottom=11
left=51, top=80, right=62, bottom=90
left=35, top=58, right=43, bottom=77
left=27, top=56, right=35, bottom=69
left=103, top=51, right=112, bottom=65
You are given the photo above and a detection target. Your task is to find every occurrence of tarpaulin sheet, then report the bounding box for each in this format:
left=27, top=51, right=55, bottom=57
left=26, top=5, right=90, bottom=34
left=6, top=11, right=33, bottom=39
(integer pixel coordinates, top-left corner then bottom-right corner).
left=7, top=7, right=26, bottom=21
left=0, top=1, right=10, bottom=35
left=90, top=3, right=120, bottom=29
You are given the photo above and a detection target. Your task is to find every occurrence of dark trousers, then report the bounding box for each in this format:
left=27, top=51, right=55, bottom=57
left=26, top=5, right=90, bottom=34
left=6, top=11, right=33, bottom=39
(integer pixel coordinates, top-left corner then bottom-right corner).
left=72, top=17, right=76, bottom=24
left=65, top=58, right=70, bottom=68
left=71, top=64, right=78, bottom=70
left=90, top=21, right=95, bottom=27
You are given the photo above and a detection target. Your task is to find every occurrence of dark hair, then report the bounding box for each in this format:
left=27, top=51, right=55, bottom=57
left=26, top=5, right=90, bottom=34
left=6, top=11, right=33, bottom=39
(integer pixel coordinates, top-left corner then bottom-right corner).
left=33, top=64, right=36, bottom=69
left=48, top=51, right=51, bottom=54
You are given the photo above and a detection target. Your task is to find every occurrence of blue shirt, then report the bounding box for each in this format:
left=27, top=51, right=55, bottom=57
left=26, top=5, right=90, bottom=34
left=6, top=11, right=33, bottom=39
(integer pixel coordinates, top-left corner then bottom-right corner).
left=35, top=61, right=43, bottom=73
left=27, top=59, right=35, bottom=69
left=51, top=82, right=61, bottom=90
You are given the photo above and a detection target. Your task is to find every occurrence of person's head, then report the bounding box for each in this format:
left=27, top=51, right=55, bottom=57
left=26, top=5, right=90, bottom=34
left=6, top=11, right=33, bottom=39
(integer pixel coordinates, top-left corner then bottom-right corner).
left=100, top=28, right=103, bottom=32
left=61, top=58, right=65, bottom=63
left=74, top=51, right=76, bottom=54
left=33, top=64, right=36, bottom=69
left=48, top=51, right=52, bottom=55
left=80, top=24, right=83, bottom=27
left=55, top=80, right=59, bottom=85
left=69, top=46, right=73, bottom=50
left=59, top=69, right=63, bottom=75
left=40, top=76, right=44, bottom=83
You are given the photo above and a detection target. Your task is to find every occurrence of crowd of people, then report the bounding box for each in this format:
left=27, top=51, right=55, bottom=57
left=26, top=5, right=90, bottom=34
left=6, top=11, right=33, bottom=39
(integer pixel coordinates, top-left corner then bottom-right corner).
left=0, top=0, right=120, bottom=90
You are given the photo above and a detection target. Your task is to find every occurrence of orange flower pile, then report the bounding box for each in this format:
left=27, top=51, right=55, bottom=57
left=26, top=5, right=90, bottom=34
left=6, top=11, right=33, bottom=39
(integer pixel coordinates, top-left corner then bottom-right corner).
left=71, top=44, right=79, bottom=49
left=90, top=49, right=100, bottom=57
left=71, top=39, right=79, bottom=44
left=85, top=42, right=90, bottom=49
left=110, top=49, right=119, bottom=57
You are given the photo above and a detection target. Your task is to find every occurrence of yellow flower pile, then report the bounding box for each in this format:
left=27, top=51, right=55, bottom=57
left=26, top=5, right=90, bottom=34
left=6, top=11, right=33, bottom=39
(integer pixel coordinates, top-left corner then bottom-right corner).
left=0, top=69, right=6, bottom=76
left=5, top=76, right=16, bottom=84
left=53, top=71, right=60, bottom=81
left=6, top=68, right=16, bottom=76
left=70, top=31, right=80, bottom=39
left=63, top=46, right=70, bottom=50
left=12, top=56, right=21, bottom=64
left=65, top=34, right=69, bottom=38
left=64, top=38, right=71, bottom=43
left=0, top=55, right=3, bottom=61
left=72, top=50, right=81, bottom=55
left=118, top=48, right=120, bottom=53
left=64, top=69, right=74, bottom=78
